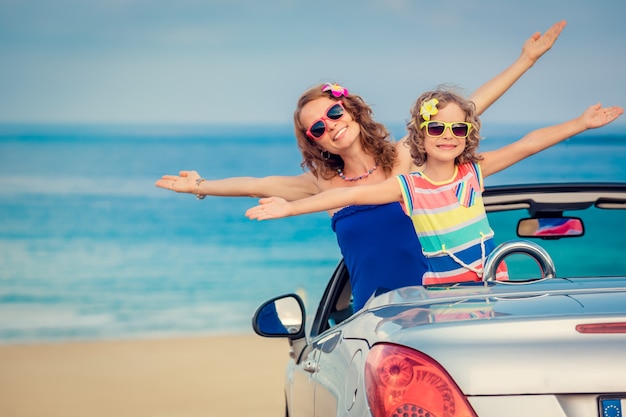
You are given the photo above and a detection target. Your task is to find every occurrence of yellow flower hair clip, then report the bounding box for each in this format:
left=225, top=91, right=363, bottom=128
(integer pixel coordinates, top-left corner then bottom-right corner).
left=419, top=98, right=439, bottom=121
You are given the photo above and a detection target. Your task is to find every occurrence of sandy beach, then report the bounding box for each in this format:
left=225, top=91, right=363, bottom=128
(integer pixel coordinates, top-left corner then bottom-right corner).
left=0, top=334, right=290, bottom=417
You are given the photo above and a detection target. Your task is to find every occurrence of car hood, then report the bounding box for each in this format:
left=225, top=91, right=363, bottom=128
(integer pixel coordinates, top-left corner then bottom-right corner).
left=343, top=278, right=626, bottom=395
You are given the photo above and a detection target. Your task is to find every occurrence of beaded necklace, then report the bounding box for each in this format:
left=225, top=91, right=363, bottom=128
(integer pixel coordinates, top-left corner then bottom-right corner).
left=336, top=164, right=378, bottom=182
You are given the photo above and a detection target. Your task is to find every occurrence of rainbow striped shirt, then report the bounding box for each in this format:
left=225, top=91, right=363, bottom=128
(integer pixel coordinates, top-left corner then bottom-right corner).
left=397, top=162, right=507, bottom=284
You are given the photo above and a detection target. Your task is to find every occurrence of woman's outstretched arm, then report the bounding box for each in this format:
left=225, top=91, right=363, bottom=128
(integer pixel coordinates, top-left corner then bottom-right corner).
left=470, top=20, right=567, bottom=114
left=156, top=170, right=321, bottom=201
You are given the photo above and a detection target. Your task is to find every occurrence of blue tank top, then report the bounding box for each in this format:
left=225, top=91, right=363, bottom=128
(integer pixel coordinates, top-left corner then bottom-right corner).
left=331, top=202, right=428, bottom=311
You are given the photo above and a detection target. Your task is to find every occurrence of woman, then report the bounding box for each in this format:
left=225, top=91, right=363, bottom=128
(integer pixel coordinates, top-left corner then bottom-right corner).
left=156, top=21, right=566, bottom=311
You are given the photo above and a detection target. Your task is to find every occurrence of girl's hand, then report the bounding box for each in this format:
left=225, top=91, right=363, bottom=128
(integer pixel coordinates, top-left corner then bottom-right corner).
left=582, top=104, right=624, bottom=129
left=155, top=170, right=201, bottom=193
left=246, top=197, right=292, bottom=220
left=522, top=20, right=566, bottom=63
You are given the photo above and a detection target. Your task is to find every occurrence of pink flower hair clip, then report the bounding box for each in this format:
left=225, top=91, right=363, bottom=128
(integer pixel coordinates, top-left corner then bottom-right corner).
left=322, top=83, right=349, bottom=98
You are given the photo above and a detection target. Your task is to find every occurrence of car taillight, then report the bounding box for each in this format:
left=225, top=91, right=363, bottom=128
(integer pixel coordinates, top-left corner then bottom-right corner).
left=365, top=343, right=477, bottom=417
left=576, top=322, right=626, bottom=333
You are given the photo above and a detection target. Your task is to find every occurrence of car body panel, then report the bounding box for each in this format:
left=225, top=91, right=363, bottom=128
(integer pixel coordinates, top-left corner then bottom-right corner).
left=468, top=394, right=598, bottom=417
left=340, top=279, right=626, bottom=394
left=252, top=183, right=626, bottom=417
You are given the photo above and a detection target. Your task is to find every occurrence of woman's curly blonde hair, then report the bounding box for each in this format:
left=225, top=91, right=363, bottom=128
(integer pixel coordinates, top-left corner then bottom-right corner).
left=406, top=86, right=483, bottom=167
left=293, top=84, right=397, bottom=180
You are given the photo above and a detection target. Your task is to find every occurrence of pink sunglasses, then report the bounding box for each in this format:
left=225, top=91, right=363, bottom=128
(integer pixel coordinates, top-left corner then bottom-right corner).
left=305, top=102, right=346, bottom=140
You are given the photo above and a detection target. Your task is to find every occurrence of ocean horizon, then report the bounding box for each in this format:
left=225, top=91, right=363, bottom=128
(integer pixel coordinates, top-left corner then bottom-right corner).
left=1, top=122, right=625, bottom=345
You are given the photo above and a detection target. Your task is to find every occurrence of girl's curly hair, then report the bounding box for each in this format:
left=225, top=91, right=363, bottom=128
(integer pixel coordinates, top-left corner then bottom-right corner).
left=293, top=84, right=397, bottom=180
left=405, top=86, right=483, bottom=167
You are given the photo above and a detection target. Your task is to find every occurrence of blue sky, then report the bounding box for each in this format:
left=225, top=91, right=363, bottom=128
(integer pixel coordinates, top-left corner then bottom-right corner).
left=1, top=0, right=625, bottom=127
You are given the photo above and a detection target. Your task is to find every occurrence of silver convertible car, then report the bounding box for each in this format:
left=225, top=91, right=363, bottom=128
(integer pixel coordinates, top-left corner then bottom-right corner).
left=252, top=183, right=626, bottom=417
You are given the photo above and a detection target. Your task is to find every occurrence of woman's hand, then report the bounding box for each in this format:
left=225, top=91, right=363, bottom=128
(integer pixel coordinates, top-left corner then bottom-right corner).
left=155, top=170, right=201, bottom=194
left=470, top=21, right=566, bottom=118
left=246, top=197, right=293, bottom=221
left=521, top=20, right=567, bottom=63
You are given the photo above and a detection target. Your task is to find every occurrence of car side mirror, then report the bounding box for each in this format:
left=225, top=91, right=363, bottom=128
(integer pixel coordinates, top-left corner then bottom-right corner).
left=517, top=217, right=584, bottom=239
left=252, top=294, right=305, bottom=338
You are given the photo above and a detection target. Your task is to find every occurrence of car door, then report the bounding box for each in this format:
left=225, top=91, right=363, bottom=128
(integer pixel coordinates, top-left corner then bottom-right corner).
left=290, top=330, right=344, bottom=417
left=288, top=260, right=349, bottom=416
left=296, top=260, right=362, bottom=417
left=288, top=342, right=321, bottom=417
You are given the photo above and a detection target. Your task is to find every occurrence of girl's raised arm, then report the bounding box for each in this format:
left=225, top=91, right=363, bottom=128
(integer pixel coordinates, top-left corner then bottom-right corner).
left=246, top=177, right=403, bottom=220
left=480, top=103, right=624, bottom=178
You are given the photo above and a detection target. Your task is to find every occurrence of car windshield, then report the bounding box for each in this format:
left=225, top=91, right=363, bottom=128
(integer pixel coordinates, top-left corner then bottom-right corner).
left=488, top=203, right=625, bottom=279
left=479, top=126, right=626, bottom=279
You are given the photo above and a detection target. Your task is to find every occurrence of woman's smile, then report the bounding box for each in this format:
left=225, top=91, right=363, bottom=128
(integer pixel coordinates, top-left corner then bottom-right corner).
left=331, top=125, right=349, bottom=141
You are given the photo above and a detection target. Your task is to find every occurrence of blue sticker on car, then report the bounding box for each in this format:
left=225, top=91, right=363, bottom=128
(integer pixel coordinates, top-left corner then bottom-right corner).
left=600, top=397, right=625, bottom=417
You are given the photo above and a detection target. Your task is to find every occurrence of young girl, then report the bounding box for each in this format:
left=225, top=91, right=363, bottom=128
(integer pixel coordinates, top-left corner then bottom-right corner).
left=246, top=88, right=623, bottom=284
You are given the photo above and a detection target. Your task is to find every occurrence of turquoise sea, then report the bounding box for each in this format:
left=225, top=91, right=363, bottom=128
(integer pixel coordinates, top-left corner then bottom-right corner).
left=1, top=123, right=625, bottom=345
